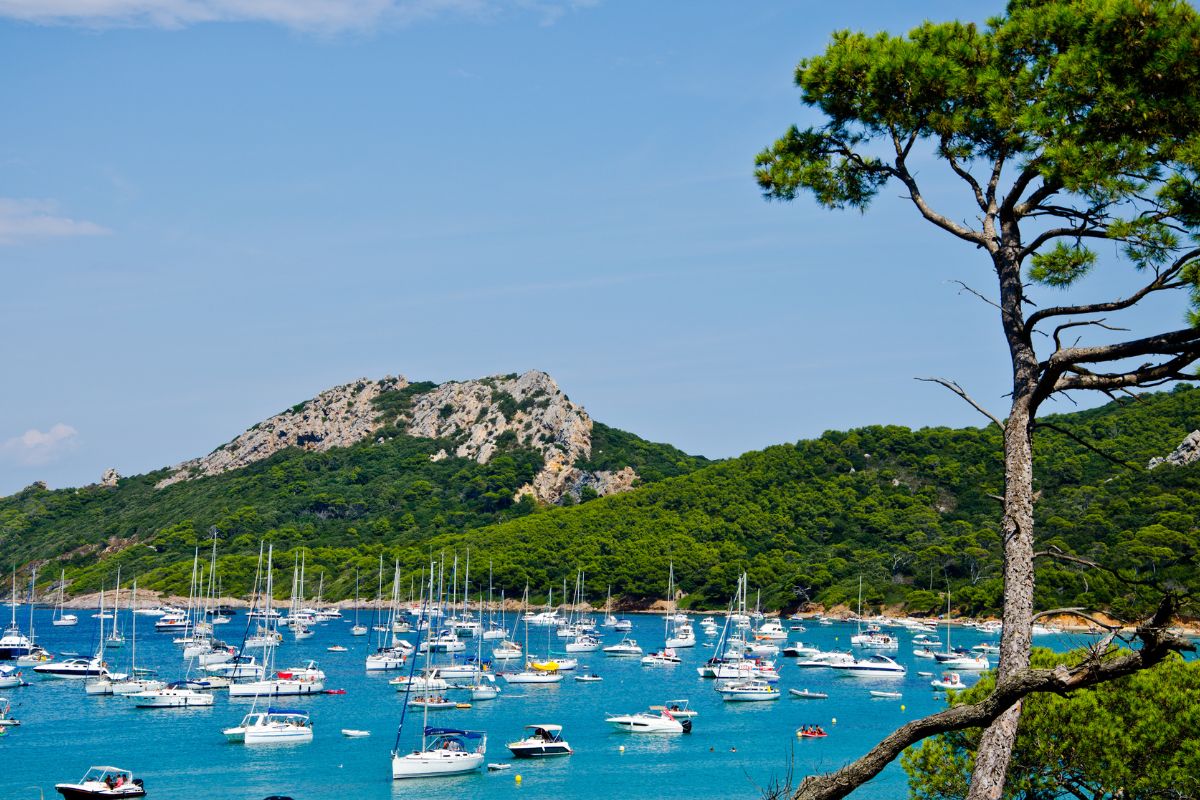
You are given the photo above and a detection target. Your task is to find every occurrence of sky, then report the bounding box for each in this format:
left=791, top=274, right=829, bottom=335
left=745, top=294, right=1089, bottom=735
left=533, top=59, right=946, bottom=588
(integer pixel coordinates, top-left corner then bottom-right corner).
left=0, top=0, right=1190, bottom=495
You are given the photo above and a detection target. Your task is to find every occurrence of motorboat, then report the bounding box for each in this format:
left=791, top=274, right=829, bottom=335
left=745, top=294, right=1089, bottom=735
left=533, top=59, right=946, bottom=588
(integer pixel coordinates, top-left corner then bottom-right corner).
left=0, top=665, right=24, bottom=689
left=613, top=618, right=633, bottom=632
left=224, top=708, right=313, bottom=743
left=870, top=690, right=903, bottom=698
left=697, top=657, right=780, bottom=682
left=391, top=726, right=487, bottom=779
left=55, top=766, right=145, bottom=799
left=831, top=654, right=907, bottom=676
left=755, top=620, right=787, bottom=641
left=931, top=672, right=968, bottom=691
left=641, top=648, right=681, bottom=666
left=327, top=645, right=348, bottom=653
left=782, top=643, right=820, bottom=658
left=788, top=688, right=828, bottom=699
left=574, top=672, right=602, bottom=682
left=130, top=681, right=215, bottom=708
left=205, top=655, right=264, bottom=679
left=602, top=637, right=643, bottom=657
left=0, top=623, right=37, bottom=661
left=342, top=728, right=371, bottom=737
left=564, top=634, right=600, bottom=653
left=913, top=647, right=938, bottom=659
left=421, top=630, right=466, bottom=653
left=506, top=724, right=573, bottom=757
left=715, top=678, right=781, bottom=701
left=851, top=632, right=900, bottom=649
left=666, top=622, right=697, bottom=649
left=153, top=614, right=190, bottom=633
left=34, top=657, right=110, bottom=679
left=606, top=707, right=691, bottom=733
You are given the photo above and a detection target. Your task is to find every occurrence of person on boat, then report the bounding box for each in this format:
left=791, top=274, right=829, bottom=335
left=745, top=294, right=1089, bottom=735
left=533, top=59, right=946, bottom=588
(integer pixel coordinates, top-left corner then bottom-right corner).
left=114, top=775, right=125, bottom=788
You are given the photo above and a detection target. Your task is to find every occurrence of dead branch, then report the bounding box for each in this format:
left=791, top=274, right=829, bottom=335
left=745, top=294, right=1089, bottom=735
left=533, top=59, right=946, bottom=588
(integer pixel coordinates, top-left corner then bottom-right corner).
left=949, top=280, right=1002, bottom=310
left=916, top=377, right=1005, bottom=430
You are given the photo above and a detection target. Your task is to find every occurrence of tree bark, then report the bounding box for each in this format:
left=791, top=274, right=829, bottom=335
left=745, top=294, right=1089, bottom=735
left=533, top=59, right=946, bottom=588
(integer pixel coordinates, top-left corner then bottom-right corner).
left=965, top=246, right=1038, bottom=799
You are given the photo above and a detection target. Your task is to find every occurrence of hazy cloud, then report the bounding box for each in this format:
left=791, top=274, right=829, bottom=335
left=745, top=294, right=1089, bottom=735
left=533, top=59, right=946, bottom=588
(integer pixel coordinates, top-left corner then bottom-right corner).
left=2, top=423, right=80, bottom=466
left=0, top=199, right=110, bottom=245
left=0, top=0, right=595, bottom=31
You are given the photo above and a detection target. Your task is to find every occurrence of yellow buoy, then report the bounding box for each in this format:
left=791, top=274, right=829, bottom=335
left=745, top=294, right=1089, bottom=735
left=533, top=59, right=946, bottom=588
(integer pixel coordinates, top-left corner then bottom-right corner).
left=619, top=745, right=625, bottom=753
left=901, top=705, right=906, bottom=711
left=832, top=717, right=837, bottom=725
left=515, top=774, right=522, bottom=784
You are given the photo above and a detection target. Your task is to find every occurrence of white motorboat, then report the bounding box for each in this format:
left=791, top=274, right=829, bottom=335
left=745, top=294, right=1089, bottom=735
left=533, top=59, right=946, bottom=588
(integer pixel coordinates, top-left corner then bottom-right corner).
left=224, top=708, right=313, bottom=743
left=831, top=654, right=907, bottom=676
left=870, top=690, right=903, bottom=698
left=390, top=669, right=449, bottom=693
left=421, top=630, right=467, bottom=653
left=931, top=671, right=969, bottom=691
left=55, top=766, right=145, bottom=799
left=327, top=645, right=348, bottom=653
left=782, top=643, right=820, bottom=657
left=613, top=619, right=633, bottom=632
left=913, top=647, right=938, bottom=659
left=0, top=696, right=20, bottom=726
left=205, top=655, right=264, bottom=679
left=602, top=637, right=643, bottom=657
left=391, top=727, right=487, bottom=779
left=606, top=707, right=691, bottom=733
left=408, top=694, right=456, bottom=710
left=755, top=620, right=787, bottom=641
left=506, top=724, right=573, bottom=757
left=851, top=632, right=900, bottom=649
left=716, top=678, right=781, bottom=701
left=641, top=647, right=681, bottom=666
left=564, top=634, right=600, bottom=653
left=0, top=665, right=24, bottom=688
left=130, top=681, right=215, bottom=707
left=342, top=728, right=371, bottom=737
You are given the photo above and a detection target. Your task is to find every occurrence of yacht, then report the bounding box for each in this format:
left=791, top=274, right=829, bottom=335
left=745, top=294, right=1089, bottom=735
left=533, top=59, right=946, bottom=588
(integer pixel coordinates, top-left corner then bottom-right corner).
left=34, top=657, right=109, bottom=679
left=754, top=620, right=787, bottom=641
left=831, top=654, right=907, bottom=675
left=795, top=650, right=856, bottom=669
left=942, top=654, right=990, bottom=671
left=601, top=637, right=643, bottom=657
left=640, top=647, right=682, bottom=666
left=506, top=724, right=573, bottom=757
left=365, top=646, right=410, bottom=671
left=228, top=660, right=325, bottom=697
left=606, top=707, right=691, bottom=733
left=501, top=662, right=563, bottom=684
left=224, top=708, right=314, bottom=743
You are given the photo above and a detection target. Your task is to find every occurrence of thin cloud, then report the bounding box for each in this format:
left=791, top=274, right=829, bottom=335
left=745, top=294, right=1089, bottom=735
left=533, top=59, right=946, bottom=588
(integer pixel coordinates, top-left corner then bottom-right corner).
left=0, top=198, right=110, bottom=245
left=2, top=423, right=80, bottom=466
left=0, top=0, right=593, bottom=31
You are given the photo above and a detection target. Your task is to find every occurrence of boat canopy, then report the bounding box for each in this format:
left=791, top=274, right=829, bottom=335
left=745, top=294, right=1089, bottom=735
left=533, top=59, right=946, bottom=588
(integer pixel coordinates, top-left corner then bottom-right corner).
left=525, top=724, right=562, bottom=732
left=424, top=726, right=483, bottom=739
left=267, top=707, right=308, bottom=715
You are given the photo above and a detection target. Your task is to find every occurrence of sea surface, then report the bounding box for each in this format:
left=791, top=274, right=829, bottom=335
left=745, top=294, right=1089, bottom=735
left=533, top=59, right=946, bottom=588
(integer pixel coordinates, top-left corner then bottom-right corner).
left=0, top=609, right=1105, bottom=800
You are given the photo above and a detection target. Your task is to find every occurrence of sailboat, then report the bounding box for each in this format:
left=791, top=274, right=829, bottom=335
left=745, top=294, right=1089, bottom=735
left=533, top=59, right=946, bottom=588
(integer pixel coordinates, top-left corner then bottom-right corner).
left=230, top=545, right=325, bottom=697
left=500, top=586, right=563, bottom=684
left=0, top=570, right=38, bottom=660
left=52, top=570, right=78, bottom=627
left=643, top=564, right=683, bottom=665
left=391, top=563, right=486, bottom=779
left=351, top=568, right=368, bottom=636
left=105, top=570, right=126, bottom=649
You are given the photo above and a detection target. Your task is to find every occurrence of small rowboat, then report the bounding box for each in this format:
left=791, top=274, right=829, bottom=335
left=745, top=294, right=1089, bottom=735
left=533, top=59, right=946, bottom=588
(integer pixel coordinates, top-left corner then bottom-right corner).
left=789, top=689, right=828, bottom=699
left=341, top=729, right=370, bottom=738
left=327, top=645, right=348, bottom=653
left=574, top=674, right=603, bottom=682
left=487, top=763, right=512, bottom=771
left=869, top=690, right=902, bottom=698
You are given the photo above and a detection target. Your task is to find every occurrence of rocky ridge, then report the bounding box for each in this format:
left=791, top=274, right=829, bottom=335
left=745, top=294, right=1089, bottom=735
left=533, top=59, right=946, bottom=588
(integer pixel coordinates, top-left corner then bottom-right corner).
left=155, top=370, right=637, bottom=504
left=1148, top=429, right=1200, bottom=469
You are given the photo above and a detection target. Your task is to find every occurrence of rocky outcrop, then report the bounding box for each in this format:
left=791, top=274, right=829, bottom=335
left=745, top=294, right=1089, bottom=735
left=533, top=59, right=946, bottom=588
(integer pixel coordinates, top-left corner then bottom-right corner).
left=153, top=369, right=639, bottom=505
left=156, top=376, right=407, bottom=488
left=1149, top=430, right=1200, bottom=469
left=100, top=468, right=121, bottom=488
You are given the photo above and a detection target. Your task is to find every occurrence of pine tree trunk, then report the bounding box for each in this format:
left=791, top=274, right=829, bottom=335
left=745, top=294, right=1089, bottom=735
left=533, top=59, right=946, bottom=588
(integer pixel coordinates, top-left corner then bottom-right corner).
left=966, top=248, right=1038, bottom=800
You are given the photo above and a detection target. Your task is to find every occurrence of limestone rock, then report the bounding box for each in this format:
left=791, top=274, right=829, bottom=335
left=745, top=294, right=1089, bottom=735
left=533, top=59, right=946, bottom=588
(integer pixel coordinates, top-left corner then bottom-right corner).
left=1149, top=430, right=1200, bottom=469
left=100, top=468, right=121, bottom=488
left=156, top=376, right=408, bottom=488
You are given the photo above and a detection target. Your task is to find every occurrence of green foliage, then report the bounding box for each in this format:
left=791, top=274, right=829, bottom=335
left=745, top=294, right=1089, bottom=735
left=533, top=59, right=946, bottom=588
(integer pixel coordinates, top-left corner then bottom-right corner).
left=903, top=650, right=1200, bottom=799
left=576, top=422, right=710, bottom=482
left=2, top=388, right=1199, bottom=613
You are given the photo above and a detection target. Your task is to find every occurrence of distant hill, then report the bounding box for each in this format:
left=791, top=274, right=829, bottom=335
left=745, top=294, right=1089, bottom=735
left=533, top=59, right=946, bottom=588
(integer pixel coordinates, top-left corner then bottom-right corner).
left=2, top=380, right=1197, bottom=618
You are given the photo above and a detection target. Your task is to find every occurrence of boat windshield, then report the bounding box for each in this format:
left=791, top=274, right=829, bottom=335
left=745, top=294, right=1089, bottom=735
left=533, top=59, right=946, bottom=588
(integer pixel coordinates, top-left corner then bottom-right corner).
left=83, top=768, right=131, bottom=784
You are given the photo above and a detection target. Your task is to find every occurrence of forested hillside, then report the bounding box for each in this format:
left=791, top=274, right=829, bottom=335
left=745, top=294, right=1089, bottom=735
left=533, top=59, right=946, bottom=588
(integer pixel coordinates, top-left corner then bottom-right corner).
left=2, top=386, right=1198, bottom=617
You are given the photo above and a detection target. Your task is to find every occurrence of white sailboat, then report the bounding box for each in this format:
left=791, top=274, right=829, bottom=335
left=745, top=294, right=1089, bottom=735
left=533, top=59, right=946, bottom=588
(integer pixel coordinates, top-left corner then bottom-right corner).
left=52, top=570, right=78, bottom=627
left=224, top=707, right=313, bottom=743
left=391, top=561, right=486, bottom=780
left=104, top=569, right=125, bottom=649
left=351, top=568, right=368, bottom=636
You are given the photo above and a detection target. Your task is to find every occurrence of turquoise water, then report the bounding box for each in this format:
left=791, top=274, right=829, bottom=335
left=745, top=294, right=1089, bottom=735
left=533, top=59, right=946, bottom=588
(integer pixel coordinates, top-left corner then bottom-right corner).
left=1, top=610, right=1100, bottom=800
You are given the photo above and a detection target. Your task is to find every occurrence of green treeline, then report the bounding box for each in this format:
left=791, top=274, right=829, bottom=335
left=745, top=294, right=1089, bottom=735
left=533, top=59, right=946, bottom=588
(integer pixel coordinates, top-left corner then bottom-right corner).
left=1, top=386, right=1197, bottom=616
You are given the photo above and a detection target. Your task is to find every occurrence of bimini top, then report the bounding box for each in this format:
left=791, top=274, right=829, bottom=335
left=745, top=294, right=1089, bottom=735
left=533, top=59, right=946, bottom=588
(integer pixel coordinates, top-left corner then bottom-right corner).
left=424, top=726, right=484, bottom=739
left=266, top=708, right=309, bottom=716
left=525, top=724, right=563, bottom=733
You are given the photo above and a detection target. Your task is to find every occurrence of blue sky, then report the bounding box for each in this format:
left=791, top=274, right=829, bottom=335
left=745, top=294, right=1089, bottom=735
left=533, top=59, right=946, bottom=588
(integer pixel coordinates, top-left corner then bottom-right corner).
left=0, top=0, right=1186, bottom=494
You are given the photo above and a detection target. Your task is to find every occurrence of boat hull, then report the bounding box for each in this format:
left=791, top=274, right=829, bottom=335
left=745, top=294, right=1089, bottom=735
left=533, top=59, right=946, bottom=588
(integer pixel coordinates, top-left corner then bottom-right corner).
left=391, top=751, right=484, bottom=779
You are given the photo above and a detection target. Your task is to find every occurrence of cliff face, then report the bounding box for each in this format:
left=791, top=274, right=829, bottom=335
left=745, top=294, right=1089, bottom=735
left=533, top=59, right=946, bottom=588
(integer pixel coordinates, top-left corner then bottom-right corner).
left=1149, top=429, right=1200, bottom=469
left=155, top=370, right=637, bottom=504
